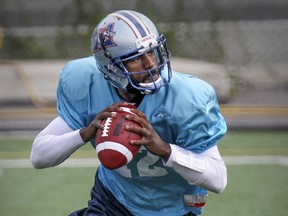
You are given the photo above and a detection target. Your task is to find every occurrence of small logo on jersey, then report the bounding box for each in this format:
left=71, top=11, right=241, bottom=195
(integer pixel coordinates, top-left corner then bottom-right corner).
left=92, top=22, right=116, bottom=52
left=184, top=194, right=208, bottom=208
left=153, top=110, right=170, bottom=119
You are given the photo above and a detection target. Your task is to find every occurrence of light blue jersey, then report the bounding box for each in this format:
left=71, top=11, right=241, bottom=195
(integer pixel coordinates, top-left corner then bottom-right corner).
left=57, top=56, right=227, bottom=216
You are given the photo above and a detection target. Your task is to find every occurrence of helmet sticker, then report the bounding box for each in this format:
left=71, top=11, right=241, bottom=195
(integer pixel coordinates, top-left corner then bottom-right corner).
left=92, top=23, right=116, bottom=52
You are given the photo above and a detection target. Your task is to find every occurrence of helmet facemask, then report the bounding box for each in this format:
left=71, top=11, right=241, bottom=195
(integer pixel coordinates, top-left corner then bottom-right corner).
left=111, top=34, right=172, bottom=94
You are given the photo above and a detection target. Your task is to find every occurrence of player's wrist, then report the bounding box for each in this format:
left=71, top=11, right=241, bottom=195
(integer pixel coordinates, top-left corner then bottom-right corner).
left=160, top=142, right=172, bottom=161
left=80, top=127, right=93, bottom=142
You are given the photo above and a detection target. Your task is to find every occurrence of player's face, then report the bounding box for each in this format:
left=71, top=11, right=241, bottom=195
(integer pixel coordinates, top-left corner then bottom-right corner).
left=123, top=50, right=160, bottom=84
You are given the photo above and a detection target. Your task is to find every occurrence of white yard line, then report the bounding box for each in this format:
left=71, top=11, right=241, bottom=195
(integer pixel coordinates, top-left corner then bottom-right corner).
left=0, top=158, right=101, bottom=168
left=0, top=156, right=288, bottom=169
left=223, top=156, right=288, bottom=166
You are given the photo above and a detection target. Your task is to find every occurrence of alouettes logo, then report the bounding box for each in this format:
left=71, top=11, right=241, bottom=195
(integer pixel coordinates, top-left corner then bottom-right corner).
left=92, top=22, right=117, bottom=52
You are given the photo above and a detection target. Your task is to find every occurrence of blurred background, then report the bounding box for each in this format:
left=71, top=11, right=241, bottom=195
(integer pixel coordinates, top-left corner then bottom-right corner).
left=1, top=0, right=288, bottom=62
left=0, top=0, right=288, bottom=131
left=0, top=1, right=288, bottom=216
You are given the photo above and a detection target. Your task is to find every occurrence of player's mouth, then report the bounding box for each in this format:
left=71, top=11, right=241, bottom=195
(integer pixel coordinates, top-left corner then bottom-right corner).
left=142, top=69, right=160, bottom=83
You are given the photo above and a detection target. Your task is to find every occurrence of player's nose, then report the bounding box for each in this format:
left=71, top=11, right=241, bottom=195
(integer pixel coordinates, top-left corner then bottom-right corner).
left=141, top=53, right=156, bottom=69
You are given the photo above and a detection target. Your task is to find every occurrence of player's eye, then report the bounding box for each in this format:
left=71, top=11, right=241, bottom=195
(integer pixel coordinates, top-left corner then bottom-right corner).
left=130, top=56, right=141, bottom=62
left=147, top=49, right=156, bottom=55
left=122, top=52, right=140, bottom=62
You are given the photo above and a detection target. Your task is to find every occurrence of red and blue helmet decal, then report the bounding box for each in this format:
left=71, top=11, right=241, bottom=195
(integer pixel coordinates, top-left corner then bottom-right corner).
left=92, top=22, right=116, bottom=52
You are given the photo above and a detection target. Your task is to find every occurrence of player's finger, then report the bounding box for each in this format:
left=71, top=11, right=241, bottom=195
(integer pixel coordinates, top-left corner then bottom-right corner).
left=130, top=139, right=143, bottom=146
left=96, top=102, right=127, bottom=120
left=129, top=108, right=146, bottom=119
left=125, top=114, right=149, bottom=129
left=95, top=111, right=116, bottom=122
left=125, top=122, right=144, bottom=136
left=104, top=102, right=126, bottom=112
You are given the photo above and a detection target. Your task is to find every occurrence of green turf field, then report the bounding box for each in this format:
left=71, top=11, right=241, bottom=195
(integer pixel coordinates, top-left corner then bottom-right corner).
left=0, top=131, right=288, bottom=216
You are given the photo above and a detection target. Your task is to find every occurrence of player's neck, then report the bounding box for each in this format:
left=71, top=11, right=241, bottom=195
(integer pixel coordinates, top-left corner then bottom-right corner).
left=116, top=89, right=144, bottom=104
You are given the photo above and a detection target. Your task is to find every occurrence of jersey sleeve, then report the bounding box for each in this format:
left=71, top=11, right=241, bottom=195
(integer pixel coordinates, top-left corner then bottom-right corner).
left=166, top=74, right=227, bottom=154
left=56, top=57, right=97, bottom=130
left=176, top=77, right=227, bottom=154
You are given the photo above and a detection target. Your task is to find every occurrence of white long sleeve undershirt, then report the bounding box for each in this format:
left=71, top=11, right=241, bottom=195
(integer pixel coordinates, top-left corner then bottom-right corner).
left=30, top=116, right=85, bottom=168
left=165, top=144, right=227, bottom=193
left=30, top=116, right=227, bottom=193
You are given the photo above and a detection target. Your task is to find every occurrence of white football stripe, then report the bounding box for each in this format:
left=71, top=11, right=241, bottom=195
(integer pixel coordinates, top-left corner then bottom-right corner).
left=96, top=141, right=133, bottom=163
left=121, top=107, right=137, bottom=115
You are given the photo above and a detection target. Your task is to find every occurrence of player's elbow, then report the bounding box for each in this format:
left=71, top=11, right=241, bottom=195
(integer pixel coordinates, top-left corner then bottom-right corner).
left=213, top=176, right=227, bottom=194
left=204, top=160, right=227, bottom=194
left=30, top=150, right=46, bottom=169
left=212, top=165, right=227, bottom=194
left=30, top=159, right=43, bottom=169
left=30, top=138, right=49, bottom=169
left=30, top=156, right=42, bottom=169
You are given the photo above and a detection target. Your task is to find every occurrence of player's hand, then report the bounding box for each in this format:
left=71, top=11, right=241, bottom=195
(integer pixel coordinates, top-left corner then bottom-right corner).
left=80, top=102, right=129, bottom=142
left=124, top=108, right=172, bottom=161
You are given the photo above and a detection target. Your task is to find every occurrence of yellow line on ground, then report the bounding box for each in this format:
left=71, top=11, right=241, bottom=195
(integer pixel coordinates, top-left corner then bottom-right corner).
left=0, top=107, right=57, bottom=119
left=220, top=105, right=288, bottom=116
left=1, top=105, right=288, bottom=120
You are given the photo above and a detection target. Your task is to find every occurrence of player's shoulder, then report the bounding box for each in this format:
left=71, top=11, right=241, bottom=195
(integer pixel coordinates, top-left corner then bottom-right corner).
left=60, top=56, right=99, bottom=79
left=171, top=71, right=215, bottom=96
left=163, top=71, right=217, bottom=112
left=59, top=56, right=102, bottom=90
left=57, top=56, right=104, bottom=100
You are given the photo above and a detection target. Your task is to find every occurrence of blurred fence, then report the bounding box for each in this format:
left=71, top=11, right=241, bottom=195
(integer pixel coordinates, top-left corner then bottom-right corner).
left=1, top=0, right=288, bottom=66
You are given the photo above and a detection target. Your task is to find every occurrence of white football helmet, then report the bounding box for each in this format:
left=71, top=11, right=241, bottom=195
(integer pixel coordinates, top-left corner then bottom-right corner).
left=91, top=10, right=172, bottom=94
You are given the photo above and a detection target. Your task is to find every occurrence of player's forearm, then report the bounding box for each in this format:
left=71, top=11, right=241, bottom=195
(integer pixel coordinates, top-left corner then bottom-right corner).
left=30, top=130, right=84, bottom=168
left=30, top=116, right=85, bottom=168
left=165, top=145, right=227, bottom=193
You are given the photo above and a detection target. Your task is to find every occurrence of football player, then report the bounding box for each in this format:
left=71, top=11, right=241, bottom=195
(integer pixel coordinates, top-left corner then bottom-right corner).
left=30, top=10, right=227, bottom=216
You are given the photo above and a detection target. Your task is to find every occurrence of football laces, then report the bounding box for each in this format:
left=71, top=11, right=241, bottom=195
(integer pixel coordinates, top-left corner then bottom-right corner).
left=101, top=112, right=116, bottom=137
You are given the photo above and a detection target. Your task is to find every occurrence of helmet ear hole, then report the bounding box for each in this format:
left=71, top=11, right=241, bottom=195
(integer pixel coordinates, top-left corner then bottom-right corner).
left=104, top=50, right=112, bottom=59
left=99, top=34, right=112, bottom=59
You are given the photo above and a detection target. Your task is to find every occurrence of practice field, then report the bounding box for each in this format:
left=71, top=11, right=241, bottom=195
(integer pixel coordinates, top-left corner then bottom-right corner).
left=0, top=131, right=288, bottom=216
